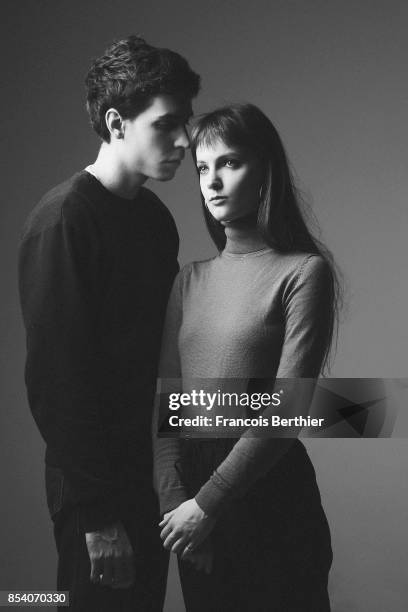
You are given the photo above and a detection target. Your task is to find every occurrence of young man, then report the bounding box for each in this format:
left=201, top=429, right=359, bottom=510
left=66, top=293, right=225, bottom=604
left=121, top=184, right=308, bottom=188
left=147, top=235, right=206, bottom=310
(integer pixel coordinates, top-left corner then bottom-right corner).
left=18, top=36, right=200, bottom=611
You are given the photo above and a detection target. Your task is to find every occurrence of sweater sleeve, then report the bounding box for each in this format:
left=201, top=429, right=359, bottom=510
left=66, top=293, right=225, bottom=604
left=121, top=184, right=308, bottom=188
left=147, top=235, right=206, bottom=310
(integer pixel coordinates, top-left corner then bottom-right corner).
left=153, top=269, right=189, bottom=516
left=195, top=255, right=333, bottom=516
left=18, top=197, right=122, bottom=531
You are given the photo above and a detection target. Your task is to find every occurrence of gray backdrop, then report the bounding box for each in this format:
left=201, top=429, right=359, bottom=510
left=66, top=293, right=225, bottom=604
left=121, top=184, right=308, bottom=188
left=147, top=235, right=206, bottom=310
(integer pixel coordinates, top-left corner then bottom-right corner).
left=1, top=1, right=407, bottom=610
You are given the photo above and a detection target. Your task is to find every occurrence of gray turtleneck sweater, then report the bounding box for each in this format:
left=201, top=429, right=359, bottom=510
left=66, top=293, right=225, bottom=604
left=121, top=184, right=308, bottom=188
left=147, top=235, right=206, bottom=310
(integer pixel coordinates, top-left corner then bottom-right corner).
left=154, top=240, right=332, bottom=517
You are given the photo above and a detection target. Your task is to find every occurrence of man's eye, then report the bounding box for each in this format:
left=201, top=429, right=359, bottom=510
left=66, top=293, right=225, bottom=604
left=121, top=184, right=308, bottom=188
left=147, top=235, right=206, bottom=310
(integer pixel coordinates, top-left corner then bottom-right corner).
left=155, top=121, right=176, bottom=131
left=197, top=165, right=208, bottom=174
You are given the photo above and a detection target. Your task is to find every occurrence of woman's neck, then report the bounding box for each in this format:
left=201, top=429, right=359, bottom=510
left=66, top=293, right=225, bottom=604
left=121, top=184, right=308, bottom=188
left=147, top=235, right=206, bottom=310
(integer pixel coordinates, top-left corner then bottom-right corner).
left=223, top=219, right=269, bottom=254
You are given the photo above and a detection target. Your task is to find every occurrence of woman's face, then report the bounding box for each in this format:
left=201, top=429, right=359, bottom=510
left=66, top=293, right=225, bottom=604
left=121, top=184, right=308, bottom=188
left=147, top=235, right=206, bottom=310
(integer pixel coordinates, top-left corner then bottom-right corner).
left=195, top=138, right=263, bottom=225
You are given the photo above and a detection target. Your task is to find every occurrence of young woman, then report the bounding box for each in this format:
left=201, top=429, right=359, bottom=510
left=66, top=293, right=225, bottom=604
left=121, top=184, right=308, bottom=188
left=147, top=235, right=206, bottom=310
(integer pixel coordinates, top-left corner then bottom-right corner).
left=154, top=104, right=341, bottom=611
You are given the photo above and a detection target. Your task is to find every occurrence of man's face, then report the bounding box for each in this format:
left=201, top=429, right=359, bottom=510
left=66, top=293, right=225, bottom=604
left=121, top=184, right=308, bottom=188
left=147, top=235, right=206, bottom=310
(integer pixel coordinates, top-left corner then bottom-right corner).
left=121, top=94, right=192, bottom=181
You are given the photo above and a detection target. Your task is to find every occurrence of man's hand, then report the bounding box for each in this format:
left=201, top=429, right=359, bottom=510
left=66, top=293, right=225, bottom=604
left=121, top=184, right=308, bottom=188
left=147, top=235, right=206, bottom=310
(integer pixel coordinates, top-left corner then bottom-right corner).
left=86, top=521, right=134, bottom=589
left=159, top=498, right=216, bottom=555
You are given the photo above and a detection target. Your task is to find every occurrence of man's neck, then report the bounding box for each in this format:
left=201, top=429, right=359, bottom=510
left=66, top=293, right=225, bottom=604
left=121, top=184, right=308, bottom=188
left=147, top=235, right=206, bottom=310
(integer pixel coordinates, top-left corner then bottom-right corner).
left=88, top=143, right=146, bottom=200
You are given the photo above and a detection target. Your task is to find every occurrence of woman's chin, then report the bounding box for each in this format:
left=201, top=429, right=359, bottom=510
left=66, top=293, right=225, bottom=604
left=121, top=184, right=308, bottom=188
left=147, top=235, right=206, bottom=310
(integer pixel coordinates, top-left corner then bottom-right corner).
left=216, top=214, right=256, bottom=227
left=211, top=212, right=239, bottom=225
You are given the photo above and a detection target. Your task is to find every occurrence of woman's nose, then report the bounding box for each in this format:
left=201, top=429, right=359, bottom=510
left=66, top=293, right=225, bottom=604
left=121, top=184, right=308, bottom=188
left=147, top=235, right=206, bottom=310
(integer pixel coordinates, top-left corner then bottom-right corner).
left=207, top=170, right=222, bottom=190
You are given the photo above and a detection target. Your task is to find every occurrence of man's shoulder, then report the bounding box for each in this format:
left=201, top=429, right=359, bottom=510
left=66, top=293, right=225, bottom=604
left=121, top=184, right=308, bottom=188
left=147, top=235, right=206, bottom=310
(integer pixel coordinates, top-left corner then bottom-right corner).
left=140, top=187, right=177, bottom=227
left=21, top=172, right=96, bottom=241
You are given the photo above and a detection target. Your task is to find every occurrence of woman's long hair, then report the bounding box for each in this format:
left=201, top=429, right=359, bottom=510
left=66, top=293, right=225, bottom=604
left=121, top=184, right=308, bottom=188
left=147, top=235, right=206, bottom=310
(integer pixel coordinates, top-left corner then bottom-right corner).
left=190, top=103, right=343, bottom=372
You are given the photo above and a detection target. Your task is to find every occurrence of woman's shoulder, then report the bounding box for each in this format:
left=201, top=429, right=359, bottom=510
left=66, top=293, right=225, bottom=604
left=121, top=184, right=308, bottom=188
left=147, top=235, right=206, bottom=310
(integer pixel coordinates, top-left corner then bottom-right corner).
left=177, top=255, right=219, bottom=279
left=253, top=251, right=331, bottom=301
left=273, top=252, right=332, bottom=307
left=169, top=256, right=219, bottom=299
left=271, top=251, right=329, bottom=278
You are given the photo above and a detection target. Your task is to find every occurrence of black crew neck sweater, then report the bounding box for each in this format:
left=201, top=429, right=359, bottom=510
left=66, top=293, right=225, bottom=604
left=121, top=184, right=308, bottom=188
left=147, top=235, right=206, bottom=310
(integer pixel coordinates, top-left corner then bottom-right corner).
left=18, top=171, right=179, bottom=530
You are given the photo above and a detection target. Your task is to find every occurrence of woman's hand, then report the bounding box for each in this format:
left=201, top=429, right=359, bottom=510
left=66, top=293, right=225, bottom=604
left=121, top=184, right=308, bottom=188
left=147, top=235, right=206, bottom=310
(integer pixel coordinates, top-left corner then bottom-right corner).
left=159, top=498, right=216, bottom=554
left=182, top=536, right=214, bottom=574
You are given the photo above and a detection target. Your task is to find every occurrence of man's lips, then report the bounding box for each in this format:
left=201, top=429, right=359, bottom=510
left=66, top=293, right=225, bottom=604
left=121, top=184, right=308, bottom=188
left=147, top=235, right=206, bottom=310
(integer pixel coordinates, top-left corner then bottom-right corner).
left=163, top=155, right=184, bottom=164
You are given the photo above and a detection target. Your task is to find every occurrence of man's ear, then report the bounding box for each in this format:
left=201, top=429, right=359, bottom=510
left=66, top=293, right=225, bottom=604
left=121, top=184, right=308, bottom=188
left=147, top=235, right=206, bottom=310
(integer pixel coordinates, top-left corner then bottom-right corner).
left=105, top=108, right=124, bottom=140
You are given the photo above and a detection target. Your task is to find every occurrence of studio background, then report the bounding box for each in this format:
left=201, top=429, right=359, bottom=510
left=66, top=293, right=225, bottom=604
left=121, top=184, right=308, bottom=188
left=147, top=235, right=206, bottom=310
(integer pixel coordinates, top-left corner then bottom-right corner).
left=1, top=1, right=407, bottom=610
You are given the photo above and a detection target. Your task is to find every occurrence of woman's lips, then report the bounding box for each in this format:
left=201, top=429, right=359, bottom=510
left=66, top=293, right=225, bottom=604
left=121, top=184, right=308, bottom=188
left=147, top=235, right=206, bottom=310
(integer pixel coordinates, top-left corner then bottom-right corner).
left=209, top=196, right=228, bottom=205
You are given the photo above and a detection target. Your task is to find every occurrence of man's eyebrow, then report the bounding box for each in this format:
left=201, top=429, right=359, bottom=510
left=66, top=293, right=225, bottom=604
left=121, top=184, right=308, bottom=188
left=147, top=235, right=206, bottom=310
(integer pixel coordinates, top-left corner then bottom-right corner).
left=155, top=111, right=193, bottom=121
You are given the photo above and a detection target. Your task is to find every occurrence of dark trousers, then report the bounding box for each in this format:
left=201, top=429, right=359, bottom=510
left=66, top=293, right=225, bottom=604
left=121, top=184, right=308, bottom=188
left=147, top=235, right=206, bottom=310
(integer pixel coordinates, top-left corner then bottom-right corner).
left=53, top=498, right=168, bottom=612
left=177, top=440, right=332, bottom=612
left=178, top=516, right=331, bottom=612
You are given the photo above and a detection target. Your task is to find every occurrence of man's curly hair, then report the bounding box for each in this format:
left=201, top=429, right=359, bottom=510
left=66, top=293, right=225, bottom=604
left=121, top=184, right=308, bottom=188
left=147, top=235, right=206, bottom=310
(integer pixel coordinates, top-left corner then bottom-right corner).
left=85, top=35, right=201, bottom=141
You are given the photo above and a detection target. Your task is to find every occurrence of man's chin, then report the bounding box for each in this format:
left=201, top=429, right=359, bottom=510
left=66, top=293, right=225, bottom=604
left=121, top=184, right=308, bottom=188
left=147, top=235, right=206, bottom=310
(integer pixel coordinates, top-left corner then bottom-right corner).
left=150, top=163, right=180, bottom=181
left=152, top=168, right=178, bottom=182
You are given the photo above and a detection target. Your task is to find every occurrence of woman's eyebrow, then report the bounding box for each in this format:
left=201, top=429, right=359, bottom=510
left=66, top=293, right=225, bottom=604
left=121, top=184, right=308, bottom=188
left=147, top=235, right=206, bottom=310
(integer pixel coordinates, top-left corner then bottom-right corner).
left=196, top=152, right=242, bottom=164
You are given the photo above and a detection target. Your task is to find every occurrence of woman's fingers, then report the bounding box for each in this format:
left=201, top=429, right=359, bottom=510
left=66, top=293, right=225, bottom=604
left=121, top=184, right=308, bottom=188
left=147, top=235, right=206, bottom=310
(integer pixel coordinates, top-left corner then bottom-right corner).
left=159, top=510, right=175, bottom=527
left=160, top=520, right=189, bottom=549
left=163, top=532, right=177, bottom=549
left=171, top=537, right=188, bottom=554
left=180, top=542, right=195, bottom=560
left=163, top=529, right=189, bottom=552
left=183, top=550, right=212, bottom=574
left=159, top=523, right=174, bottom=540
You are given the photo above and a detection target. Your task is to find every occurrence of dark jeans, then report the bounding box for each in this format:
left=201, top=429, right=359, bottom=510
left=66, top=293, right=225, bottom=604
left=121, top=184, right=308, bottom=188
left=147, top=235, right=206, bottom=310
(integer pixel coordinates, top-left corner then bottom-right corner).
left=177, top=440, right=332, bottom=612
left=53, top=498, right=168, bottom=612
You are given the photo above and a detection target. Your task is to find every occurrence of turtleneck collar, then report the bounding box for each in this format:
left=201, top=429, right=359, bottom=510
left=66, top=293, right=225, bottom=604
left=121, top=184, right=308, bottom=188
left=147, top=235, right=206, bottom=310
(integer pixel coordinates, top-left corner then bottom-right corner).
left=223, top=222, right=271, bottom=256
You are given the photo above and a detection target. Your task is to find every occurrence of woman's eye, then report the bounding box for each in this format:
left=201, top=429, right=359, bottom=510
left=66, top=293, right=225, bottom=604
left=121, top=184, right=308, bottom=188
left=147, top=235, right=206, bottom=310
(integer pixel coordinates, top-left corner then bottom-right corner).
left=197, top=165, right=208, bottom=174
left=225, top=159, right=240, bottom=168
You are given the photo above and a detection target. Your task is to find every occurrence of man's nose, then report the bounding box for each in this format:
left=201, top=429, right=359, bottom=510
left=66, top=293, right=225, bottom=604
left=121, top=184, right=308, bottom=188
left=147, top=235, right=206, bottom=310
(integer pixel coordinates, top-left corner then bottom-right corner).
left=174, top=126, right=190, bottom=149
